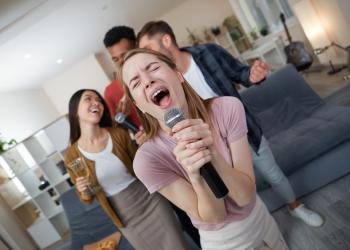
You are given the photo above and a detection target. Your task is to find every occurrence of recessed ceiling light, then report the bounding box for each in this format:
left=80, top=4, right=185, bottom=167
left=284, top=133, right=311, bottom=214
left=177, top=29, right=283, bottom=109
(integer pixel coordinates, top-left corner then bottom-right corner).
left=56, top=59, right=63, bottom=64
left=25, top=53, right=31, bottom=59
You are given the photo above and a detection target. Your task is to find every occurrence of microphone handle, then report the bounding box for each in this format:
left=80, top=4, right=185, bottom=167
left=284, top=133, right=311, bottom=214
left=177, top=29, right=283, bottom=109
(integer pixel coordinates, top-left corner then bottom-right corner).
left=123, top=120, right=139, bottom=133
left=200, top=162, right=229, bottom=199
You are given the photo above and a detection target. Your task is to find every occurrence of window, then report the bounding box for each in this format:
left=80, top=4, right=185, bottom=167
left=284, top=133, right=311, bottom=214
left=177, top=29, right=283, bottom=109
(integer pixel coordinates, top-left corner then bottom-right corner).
left=238, top=0, right=293, bottom=34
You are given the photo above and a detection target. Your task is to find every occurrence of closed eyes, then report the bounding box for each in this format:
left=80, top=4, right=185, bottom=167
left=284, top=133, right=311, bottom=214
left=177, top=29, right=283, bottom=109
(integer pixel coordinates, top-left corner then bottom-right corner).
left=131, top=81, right=140, bottom=89
left=150, top=65, right=160, bottom=72
left=129, top=62, right=161, bottom=89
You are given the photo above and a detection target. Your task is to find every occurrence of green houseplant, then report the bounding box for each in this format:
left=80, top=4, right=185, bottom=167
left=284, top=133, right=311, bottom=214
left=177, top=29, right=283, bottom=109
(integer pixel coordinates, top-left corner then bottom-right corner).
left=211, top=26, right=221, bottom=36
left=0, top=136, right=17, bottom=154
left=259, top=25, right=269, bottom=36
left=250, top=29, right=259, bottom=41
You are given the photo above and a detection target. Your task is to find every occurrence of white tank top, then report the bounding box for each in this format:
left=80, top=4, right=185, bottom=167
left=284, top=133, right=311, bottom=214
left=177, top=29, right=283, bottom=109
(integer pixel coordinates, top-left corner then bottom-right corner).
left=78, top=134, right=135, bottom=197
left=183, top=56, right=218, bottom=100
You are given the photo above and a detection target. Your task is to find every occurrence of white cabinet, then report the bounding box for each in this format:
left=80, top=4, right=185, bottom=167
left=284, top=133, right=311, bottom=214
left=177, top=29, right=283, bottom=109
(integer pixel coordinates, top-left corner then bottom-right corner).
left=0, top=116, right=71, bottom=249
left=240, top=36, right=286, bottom=68
left=27, top=215, right=61, bottom=249
left=214, top=31, right=242, bottom=60
left=213, top=29, right=287, bottom=69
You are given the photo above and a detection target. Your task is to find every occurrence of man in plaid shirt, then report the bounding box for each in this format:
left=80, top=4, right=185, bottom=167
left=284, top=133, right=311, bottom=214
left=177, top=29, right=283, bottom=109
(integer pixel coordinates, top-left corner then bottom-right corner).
left=136, top=20, right=323, bottom=228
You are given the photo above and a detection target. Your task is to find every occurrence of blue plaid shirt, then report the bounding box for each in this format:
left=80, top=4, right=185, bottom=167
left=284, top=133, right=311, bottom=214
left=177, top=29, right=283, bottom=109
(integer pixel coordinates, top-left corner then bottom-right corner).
left=182, top=43, right=262, bottom=152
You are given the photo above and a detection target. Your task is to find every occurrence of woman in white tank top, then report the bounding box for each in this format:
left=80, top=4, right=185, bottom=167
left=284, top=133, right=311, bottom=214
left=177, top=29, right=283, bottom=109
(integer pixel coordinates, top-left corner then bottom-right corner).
left=64, top=89, right=188, bottom=250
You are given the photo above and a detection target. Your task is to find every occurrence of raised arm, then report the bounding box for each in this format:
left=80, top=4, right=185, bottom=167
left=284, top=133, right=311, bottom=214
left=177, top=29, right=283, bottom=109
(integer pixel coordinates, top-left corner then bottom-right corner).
left=170, top=117, right=255, bottom=209
left=211, top=135, right=256, bottom=206
left=159, top=140, right=227, bottom=224
left=213, top=44, right=269, bottom=86
left=64, top=149, right=94, bottom=205
left=214, top=44, right=252, bottom=87
left=134, top=134, right=226, bottom=224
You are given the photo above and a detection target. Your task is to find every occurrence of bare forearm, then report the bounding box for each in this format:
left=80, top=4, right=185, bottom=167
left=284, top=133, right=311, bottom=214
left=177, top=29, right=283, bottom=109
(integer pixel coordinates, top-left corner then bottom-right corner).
left=212, top=151, right=256, bottom=206
left=190, top=176, right=226, bottom=223
left=226, top=168, right=256, bottom=206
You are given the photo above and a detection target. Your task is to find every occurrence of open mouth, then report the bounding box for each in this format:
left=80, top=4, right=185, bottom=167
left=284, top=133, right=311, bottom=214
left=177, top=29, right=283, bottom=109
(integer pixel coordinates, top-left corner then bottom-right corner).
left=90, top=107, right=100, bottom=114
left=151, top=88, right=171, bottom=107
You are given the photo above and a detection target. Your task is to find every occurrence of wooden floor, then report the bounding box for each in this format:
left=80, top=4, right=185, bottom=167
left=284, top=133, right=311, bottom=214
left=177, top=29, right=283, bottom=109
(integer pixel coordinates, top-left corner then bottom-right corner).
left=302, top=66, right=350, bottom=97
left=272, top=174, right=350, bottom=250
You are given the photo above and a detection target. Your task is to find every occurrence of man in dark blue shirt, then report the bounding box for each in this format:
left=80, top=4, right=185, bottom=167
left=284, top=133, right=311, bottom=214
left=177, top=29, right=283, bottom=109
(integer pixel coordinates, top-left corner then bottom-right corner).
left=136, top=20, right=323, bottom=227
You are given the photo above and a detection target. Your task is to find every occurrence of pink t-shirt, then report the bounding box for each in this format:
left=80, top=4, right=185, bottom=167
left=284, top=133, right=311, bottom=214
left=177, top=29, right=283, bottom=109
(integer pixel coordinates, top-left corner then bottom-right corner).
left=133, top=97, right=256, bottom=231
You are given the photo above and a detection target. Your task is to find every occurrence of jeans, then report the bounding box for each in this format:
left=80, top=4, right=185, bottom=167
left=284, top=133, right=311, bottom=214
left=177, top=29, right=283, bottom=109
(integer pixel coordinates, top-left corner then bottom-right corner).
left=251, top=136, right=296, bottom=204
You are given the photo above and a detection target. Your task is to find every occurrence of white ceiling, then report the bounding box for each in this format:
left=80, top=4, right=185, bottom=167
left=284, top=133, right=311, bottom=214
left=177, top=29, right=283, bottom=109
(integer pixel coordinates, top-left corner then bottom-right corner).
left=0, top=0, right=186, bottom=92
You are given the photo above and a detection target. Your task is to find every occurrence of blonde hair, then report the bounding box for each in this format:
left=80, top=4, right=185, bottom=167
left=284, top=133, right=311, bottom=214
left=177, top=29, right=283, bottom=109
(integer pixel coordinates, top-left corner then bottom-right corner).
left=119, top=48, right=212, bottom=140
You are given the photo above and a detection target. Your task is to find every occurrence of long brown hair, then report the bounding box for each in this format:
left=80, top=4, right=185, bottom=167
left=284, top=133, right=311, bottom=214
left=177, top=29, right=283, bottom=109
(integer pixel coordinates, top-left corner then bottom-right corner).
left=68, top=89, right=112, bottom=144
left=119, top=48, right=211, bottom=140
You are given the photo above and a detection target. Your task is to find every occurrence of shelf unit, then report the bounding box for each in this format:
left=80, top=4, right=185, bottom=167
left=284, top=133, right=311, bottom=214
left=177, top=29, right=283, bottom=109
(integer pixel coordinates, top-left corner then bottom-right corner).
left=213, top=31, right=245, bottom=63
left=0, top=116, right=72, bottom=249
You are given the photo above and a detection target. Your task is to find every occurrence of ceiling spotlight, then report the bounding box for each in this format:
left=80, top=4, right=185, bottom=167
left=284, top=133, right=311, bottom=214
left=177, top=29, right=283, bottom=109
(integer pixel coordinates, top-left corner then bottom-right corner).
left=56, top=59, right=63, bottom=64
left=25, top=53, right=31, bottom=59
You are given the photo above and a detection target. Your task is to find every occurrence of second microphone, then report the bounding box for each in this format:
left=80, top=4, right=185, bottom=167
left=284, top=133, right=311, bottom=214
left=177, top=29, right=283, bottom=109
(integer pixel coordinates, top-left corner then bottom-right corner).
left=115, top=112, right=139, bottom=133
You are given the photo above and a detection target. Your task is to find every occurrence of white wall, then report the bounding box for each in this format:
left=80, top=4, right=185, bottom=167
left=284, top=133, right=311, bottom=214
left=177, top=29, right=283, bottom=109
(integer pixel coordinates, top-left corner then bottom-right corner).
left=338, top=0, right=350, bottom=43
left=312, top=0, right=350, bottom=51
left=95, top=51, right=115, bottom=82
left=0, top=89, right=59, bottom=142
left=158, top=0, right=234, bottom=46
left=42, top=54, right=110, bottom=115
left=288, top=0, right=350, bottom=64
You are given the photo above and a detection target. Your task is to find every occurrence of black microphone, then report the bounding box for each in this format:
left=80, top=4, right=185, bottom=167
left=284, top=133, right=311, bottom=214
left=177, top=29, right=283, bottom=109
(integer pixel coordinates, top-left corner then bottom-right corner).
left=115, top=112, right=139, bottom=133
left=164, top=108, right=229, bottom=199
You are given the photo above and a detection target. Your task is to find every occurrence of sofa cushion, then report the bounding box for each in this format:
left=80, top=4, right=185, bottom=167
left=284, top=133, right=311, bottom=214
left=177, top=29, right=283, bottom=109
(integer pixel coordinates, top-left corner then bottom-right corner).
left=266, top=104, right=350, bottom=176
left=256, top=97, right=317, bottom=137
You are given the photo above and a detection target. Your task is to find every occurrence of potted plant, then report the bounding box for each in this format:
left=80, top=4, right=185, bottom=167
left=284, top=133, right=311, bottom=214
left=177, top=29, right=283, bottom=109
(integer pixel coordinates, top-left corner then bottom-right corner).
left=250, top=29, right=259, bottom=41
left=229, top=27, right=243, bottom=41
left=211, top=26, right=221, bottom=36
left=0, top=136, right=16, bottom=154
left=223, top=16, right=239, bottom=32
left=259, top=25, right=269, bottom=36
left=0, top=135, right=17, bottom=184
left=203, top=28, right=213, bottom=42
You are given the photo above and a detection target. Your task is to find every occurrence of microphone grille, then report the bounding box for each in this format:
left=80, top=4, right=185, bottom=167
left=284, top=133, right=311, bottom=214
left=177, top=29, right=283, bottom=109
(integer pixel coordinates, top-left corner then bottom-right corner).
left=115, top=112, right=126, bottom=124
left=164, top=108, right=185, bottom=128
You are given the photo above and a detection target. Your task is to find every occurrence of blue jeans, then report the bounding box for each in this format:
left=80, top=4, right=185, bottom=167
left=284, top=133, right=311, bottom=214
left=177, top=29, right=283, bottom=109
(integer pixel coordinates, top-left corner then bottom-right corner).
left=251, top=136, right=296, bottom=204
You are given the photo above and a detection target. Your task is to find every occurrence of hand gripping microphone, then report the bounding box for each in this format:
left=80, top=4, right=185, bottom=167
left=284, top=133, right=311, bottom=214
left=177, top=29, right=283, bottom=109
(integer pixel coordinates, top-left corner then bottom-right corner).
left=115, top=112, right=139, bottom=133
left=164, top=108, right=229, bottom=199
